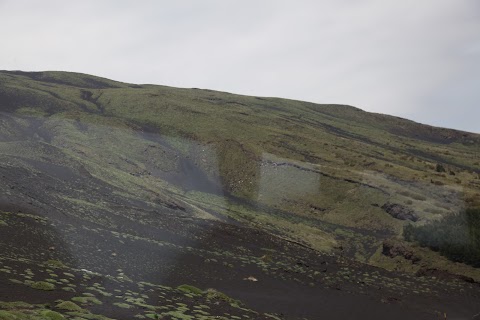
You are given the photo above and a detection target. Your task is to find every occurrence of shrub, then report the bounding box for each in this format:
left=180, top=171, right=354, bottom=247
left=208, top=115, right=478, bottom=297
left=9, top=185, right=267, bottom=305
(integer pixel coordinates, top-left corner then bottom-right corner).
left=404, top=208, right=480, bottom=267
left=436, top=163, right=446, bottom=173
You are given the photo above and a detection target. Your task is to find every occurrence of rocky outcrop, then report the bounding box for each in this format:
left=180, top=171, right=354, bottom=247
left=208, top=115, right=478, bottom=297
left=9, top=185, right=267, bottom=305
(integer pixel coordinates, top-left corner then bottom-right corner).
left=382, top=240, right=421, bottom=263
left=382, top=202, right=419, bottom=221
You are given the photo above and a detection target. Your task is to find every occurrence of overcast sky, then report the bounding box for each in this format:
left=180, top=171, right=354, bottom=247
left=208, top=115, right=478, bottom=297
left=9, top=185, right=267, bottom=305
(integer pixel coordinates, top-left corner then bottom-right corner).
left=0, top=1, right=479, bottom=133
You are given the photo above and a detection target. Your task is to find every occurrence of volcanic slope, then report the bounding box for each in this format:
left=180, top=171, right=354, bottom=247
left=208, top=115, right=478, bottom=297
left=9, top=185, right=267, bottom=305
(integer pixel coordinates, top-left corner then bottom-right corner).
left=0, top=70, right=479, bottom=319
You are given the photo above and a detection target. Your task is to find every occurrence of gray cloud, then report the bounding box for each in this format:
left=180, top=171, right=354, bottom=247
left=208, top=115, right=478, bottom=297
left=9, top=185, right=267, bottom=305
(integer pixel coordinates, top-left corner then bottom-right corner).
left=1, top=0, right=478, bottom=132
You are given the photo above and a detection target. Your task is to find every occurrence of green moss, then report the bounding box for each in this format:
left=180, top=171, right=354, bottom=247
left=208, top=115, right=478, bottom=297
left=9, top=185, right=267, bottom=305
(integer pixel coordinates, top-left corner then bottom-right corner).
left=176, top=284, right=203, bottom=295
left=30, top=281, right=55, bottom=291
left=9, top=279, right=23, bottom=284
left=46, top=260, right=66, bottom=269
left=265, top=314, right=282, bottom=320
left=160, top=311, right=194, bottom=320
left=86, top=287, right=111, bottom=297
left=71, top=296, right=102, bottom=305
left=0, top=302, right=33, bottom=309
left=60, top=311, right=113, bottom=320
left=205, top=289, right=242, bottom=306
left=41, top=310, right=65, bottom=320
left=112, top=302, right=132, bottom=309
left=0, top=310, right=17, bottom=320
left=56, top=301, right=83, bottom=312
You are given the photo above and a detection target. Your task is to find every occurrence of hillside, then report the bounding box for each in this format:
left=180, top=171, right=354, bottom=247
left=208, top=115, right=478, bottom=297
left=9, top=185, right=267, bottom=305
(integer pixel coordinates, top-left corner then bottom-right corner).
left=0, top=70, right=479, bottom=320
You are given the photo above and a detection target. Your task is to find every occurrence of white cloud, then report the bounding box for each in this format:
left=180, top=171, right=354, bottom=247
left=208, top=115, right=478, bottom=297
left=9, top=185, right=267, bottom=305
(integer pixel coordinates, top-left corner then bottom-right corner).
left=0, top=0, right=478, bottom=132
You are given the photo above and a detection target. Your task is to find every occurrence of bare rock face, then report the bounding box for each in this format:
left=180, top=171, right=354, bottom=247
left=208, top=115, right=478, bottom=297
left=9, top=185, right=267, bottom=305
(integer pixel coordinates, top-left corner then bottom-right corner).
left=381, top=202, right=419, bottom=222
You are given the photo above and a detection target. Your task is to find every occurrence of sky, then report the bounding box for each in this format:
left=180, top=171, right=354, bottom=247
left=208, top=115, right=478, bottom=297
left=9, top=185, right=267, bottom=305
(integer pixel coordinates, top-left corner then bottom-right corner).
left=0, top=0, right=479, bottom=133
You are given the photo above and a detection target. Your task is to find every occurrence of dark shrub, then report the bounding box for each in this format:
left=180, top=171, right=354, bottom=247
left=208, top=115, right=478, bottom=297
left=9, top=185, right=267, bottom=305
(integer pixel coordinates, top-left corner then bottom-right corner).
left=403, top=208, right=480, bottom=267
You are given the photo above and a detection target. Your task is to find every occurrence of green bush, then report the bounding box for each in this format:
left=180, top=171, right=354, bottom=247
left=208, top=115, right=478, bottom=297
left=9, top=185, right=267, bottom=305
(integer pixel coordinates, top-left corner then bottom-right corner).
left=404, top=208, right=480, bottom=267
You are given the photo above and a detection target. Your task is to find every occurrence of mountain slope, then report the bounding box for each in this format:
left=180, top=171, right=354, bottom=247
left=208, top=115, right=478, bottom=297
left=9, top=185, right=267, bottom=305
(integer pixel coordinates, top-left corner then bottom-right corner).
left=0, top=70, right=479, bottom=320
